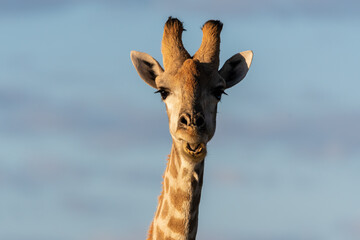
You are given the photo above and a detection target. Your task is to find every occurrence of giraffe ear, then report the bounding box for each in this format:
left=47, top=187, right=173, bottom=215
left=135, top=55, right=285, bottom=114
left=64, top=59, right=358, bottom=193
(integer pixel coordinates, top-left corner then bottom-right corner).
left=130, top=51, right=164, bottom=89
left=219, top=50, right=253, bottom=89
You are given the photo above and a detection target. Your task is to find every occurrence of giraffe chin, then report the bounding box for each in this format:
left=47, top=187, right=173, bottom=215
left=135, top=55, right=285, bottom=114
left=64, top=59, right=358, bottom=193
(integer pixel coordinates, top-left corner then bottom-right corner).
left=182, top=142, right=207, bottom=162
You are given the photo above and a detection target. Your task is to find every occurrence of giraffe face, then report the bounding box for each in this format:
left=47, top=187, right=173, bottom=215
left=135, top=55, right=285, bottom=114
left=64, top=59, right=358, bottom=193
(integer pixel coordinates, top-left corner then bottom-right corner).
left=155, top=59, right=225, bottom=161
left=130, top=18, right=253, bottom=162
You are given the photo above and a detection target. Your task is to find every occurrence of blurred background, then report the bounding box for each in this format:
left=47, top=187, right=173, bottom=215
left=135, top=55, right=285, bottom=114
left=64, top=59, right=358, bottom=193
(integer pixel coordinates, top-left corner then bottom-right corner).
left=1, top=0, right=360, bottom=239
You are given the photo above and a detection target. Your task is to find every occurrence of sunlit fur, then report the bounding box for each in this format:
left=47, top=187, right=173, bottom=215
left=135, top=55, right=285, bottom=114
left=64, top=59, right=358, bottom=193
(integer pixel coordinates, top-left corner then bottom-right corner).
left=156, top=58, right=224, bottom=152
left=161, top=18, right=190, bottom=71
left=193, top=20, right=223, bottom=69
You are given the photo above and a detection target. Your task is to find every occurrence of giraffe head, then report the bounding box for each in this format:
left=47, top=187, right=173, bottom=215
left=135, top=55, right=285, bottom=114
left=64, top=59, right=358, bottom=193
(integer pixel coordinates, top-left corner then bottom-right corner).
left=131, top=17, right=253, bottom=162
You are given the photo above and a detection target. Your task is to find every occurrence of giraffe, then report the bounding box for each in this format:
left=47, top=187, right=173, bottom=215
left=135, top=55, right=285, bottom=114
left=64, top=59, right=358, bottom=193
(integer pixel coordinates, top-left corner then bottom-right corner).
left=130, top=17, right=253, bottom=240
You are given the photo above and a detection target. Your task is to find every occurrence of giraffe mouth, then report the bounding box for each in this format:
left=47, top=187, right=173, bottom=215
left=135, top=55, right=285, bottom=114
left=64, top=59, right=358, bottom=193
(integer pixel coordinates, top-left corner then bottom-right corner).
left=183, top=142, right=206, bottom=159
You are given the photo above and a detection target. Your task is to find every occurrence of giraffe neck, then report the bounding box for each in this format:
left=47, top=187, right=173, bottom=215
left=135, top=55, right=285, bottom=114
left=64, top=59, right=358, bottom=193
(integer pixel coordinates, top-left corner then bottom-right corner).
left=147, top=143, right=204, bottom=240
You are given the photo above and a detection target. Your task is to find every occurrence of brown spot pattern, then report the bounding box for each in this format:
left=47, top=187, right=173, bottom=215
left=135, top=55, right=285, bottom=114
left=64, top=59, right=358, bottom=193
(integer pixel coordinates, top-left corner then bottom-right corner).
left=169, top=159, right=178, bottom=179
left=182, top=168, right=189, bottom=178
left=156, top=226, right=165, bottom=240
left=168, top=217, right=186, bottom=234
left=170, top=186, right=189, bottom=212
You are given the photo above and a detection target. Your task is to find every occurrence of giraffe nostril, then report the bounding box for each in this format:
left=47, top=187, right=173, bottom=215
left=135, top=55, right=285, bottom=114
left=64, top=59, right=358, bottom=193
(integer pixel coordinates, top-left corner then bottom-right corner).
left=195, top=115, right=205, bottom=127
left=179, top=114, right=190, bottom=126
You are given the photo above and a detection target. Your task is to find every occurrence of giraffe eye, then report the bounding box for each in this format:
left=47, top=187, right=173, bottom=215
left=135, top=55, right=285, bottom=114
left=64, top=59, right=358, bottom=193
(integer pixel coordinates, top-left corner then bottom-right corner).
left=212, top=88, right=227, bottom=101
left=155, top=88, right=170, bottom=100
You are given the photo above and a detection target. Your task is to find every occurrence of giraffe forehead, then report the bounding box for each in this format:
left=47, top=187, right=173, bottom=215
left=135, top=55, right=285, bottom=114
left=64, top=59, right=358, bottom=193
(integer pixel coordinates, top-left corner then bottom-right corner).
left=156, top=58, right=220, bottom=93
left=174, top=59, right=206, bottom=93
left=177, top=59, right=199, bottom=83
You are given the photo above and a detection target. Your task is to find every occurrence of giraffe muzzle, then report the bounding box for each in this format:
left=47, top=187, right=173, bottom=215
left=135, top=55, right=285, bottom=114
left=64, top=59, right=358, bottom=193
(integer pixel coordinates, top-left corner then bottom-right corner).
left=183, top=142, right=207, bottom=160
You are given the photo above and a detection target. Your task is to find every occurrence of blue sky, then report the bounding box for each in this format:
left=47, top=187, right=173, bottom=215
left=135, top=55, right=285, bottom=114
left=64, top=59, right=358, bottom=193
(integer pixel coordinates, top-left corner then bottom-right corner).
left=0, top=1, right=360, bottom=240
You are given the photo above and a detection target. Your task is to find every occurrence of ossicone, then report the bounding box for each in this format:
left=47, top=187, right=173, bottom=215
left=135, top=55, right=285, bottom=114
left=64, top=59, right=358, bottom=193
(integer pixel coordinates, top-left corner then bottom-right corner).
left=193, top=20, right=223, bottom=69
left=161, top=17, right=190, bottom=71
